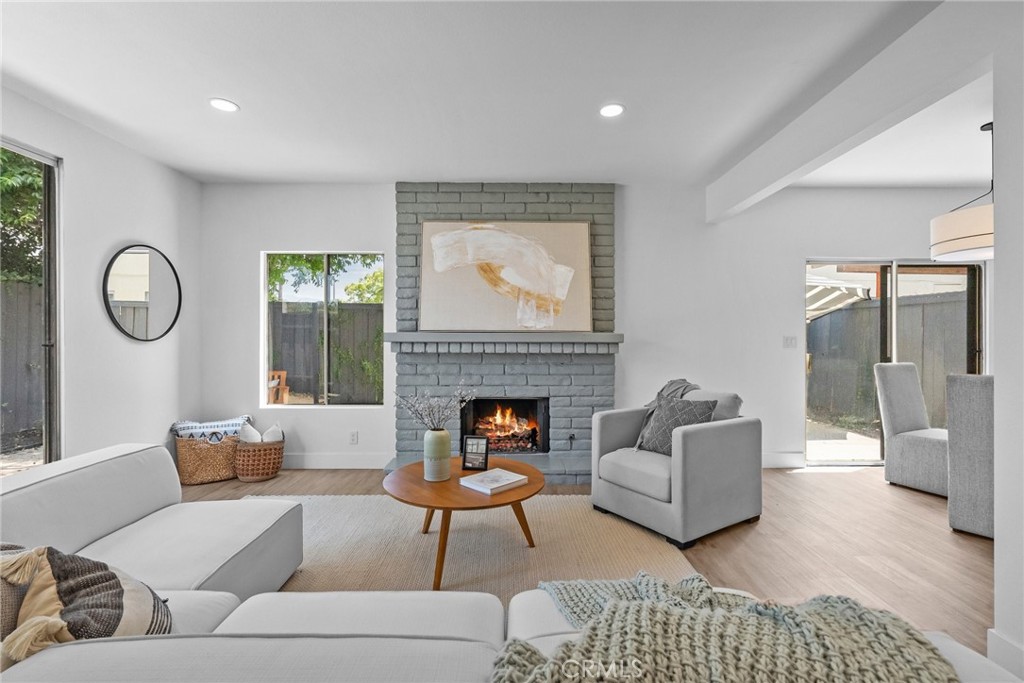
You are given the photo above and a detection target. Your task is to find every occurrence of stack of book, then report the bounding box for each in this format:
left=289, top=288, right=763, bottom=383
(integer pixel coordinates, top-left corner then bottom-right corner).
left=459, top=468, right=528, bottom=494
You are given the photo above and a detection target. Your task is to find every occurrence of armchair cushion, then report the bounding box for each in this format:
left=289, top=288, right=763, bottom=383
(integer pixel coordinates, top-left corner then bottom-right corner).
left=599, top=449, right=671, bottom=502
left=639, top=395, right=717, bottom=455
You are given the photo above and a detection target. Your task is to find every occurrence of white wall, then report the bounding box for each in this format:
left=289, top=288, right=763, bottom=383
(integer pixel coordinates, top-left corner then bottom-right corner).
left=199, top=184, right=396, bottom=468
left=615, top=184, right=969, bottom=467
left=989, top=18, right=1024, bottom=674
left=1, top=88, right=202, bottom=455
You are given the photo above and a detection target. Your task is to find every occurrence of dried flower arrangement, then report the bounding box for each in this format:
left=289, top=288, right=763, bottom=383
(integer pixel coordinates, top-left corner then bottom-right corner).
left=395, top=384, right=476, bottom=431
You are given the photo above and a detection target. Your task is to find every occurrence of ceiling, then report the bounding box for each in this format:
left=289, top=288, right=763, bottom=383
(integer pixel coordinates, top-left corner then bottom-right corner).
left=798, top=72, right=993, bottom=187
left=2, top=1, right=988, bottom=187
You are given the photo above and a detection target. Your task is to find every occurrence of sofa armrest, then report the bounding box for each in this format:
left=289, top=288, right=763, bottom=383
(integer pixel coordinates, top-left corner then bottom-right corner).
left=592, top=408, right=648, bottom=478
left=670, top=417, right=763, bottom=539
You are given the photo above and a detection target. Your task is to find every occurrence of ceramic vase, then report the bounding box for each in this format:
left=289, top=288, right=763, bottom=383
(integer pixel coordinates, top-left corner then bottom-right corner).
left=423, top=428, right=451, bottom=482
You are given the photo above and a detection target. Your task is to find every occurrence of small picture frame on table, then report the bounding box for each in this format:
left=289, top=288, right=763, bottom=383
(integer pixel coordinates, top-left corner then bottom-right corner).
left=461, top=435, right=489, bottom=471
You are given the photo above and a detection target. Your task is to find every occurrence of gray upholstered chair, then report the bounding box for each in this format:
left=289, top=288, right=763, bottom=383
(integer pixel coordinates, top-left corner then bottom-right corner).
left=873, top=363, right=948, bottom=496
left=591, top=391, right=762, bottom=549
left=946, top=374, right=994, bottom=538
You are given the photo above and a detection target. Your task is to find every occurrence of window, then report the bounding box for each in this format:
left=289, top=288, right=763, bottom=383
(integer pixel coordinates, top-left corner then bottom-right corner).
left=1, top=142, right=60, bottom=469
left=265, top=253, right=384, bottom=406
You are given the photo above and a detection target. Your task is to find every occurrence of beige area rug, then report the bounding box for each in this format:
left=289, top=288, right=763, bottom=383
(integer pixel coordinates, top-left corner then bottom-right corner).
left=250, top=495, right=696, bottom=604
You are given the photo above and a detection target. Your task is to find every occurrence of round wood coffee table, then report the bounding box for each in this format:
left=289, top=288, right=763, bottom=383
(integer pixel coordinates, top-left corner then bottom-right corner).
left=383, top=456, right=545, bottom=590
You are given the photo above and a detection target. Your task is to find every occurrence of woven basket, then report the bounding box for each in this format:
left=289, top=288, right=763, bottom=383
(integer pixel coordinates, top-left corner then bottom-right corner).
left=175, top=436, right=238, bottom=485
left=235, top=441, right=284, bottom=482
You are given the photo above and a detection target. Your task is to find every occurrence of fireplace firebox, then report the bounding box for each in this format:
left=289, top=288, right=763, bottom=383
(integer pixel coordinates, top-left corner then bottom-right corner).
left=461, top=398, right=550, bottom=454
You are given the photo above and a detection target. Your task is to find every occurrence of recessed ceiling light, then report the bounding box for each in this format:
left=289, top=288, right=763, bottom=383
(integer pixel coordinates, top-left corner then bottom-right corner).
left=209, top=98, right=240, bottom=113
left=599, top=103, right=625, bottom=118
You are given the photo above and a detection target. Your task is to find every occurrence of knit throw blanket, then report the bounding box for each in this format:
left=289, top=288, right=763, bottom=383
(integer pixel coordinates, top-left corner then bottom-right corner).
left=492, top=573, right=959, bottom=683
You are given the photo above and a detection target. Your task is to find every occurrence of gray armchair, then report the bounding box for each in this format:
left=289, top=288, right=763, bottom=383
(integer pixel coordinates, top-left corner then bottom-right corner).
left=591, top=391, right=762, bottom=549
left=946, top=374, right=994, bottom=538
left=874, top=363, right=948, bottom=496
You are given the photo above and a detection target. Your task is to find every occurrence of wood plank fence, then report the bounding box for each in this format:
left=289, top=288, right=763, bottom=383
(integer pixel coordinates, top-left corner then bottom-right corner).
left=806, top=291, right=967, bottom=434
left=1, top=281, right=44, bottom=449
left=107, top=300, right=149, bottom=338
left=268, top=302, right=383, bottom=404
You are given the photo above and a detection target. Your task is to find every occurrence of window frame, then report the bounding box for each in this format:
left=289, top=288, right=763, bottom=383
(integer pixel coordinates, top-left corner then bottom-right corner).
left=1, top=138, right=62, bottom=462
left=261, top=250, right=385, bottom=409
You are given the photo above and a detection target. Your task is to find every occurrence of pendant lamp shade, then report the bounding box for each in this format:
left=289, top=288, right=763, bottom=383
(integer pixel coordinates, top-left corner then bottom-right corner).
left=930, top=203, right=994, bottom=262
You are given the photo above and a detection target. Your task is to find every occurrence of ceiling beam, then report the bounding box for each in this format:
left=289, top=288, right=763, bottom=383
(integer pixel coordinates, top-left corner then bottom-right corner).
left=705, top=2, right=997, bottom=223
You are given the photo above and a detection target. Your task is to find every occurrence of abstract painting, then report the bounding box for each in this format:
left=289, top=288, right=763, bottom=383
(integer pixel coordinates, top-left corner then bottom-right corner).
left=419, top=221, right=592, bottom=331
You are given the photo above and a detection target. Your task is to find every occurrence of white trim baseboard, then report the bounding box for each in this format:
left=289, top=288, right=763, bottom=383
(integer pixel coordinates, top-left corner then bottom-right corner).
left=761, top=451, right=806, bottom=468
left=282, top=452, right=391, bottom=470
left=988, top=628, right=1024, bottom=678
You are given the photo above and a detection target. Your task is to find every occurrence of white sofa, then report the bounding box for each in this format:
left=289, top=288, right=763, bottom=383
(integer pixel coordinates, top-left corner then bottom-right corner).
left=3, top=444, right=1018, bottom=682
left=0, top=443, right=302, bottom=613
left=8, top=588, right=1018, bottom=682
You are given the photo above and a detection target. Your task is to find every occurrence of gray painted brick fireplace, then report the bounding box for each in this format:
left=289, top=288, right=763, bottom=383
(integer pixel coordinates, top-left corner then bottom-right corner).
left=385, top=182, right=621, bottom=484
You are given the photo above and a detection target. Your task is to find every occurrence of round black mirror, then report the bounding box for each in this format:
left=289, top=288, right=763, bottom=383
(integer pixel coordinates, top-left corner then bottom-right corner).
left=102, top=244, right=181, bottom=341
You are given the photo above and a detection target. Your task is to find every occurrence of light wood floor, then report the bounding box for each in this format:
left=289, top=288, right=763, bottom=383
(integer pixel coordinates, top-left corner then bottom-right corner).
left=183, top=465, right=993, bottom=652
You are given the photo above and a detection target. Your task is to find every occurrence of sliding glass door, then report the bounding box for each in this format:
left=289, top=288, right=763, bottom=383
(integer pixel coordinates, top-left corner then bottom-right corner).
left=1, top=144, right=59, bottom=474
left=805, top=263, right=886, bottom=463
left=805, top=262, right=981, bottom=465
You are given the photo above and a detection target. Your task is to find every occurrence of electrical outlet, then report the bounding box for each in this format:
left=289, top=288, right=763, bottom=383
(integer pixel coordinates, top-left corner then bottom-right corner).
left=349, top=431, right=359, bottom=445
left=782, top=335, right=798, bottom=349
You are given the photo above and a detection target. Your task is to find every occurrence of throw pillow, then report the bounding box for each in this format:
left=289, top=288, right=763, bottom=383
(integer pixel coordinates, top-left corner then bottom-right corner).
left=0, top=546, right=172, bottom=670
left=261, top=423, right=284, bottom=443
left=239, top=422, right=262, bottom=443
left=638, top=395, right=717, bottom=455
left=1, top=544, right=27, bottom=641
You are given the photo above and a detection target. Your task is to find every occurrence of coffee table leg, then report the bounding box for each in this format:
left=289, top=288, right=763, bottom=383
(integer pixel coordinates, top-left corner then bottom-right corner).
left=422, top=508, right=435, bottom=534
left=433, top=509, right=452, bottom=591
left=510, top=501, right=535, bottom=548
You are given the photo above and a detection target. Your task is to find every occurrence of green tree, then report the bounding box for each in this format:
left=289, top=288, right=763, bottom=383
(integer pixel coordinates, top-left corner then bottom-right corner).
left=344, top=268, right=384, bottom=303
left=266, top=253, right=382, bottom=302
left=0, top=149, right=45, bottom=284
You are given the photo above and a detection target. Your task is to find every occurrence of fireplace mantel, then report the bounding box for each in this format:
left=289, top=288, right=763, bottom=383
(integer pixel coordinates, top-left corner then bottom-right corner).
left=385, top=331, right=623, bottom=354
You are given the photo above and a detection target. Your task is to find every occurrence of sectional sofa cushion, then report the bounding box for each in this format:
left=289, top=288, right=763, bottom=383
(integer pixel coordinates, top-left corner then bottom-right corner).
left=215, top=591, right=505, bottom=649
left=0, top=444, right=181, bottom=553
left=76, top=499, right=302, bottom=601
left=161, top=591, right=240, bottom=634
left=0, top=635, right=500, bottom=683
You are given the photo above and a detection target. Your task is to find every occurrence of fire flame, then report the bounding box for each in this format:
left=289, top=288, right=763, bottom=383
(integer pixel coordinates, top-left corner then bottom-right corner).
left=477, top=403, right=536, bottom=438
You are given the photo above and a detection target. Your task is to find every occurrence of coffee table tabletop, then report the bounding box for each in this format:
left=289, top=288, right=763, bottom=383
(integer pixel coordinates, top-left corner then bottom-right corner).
left=383, top=456, right=545, bottom=590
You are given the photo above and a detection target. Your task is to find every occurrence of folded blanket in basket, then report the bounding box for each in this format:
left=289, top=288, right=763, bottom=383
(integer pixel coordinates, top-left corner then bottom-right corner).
left=170, top=416, right=252, bottom=442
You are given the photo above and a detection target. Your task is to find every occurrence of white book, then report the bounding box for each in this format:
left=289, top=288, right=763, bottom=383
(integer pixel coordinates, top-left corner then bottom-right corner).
left=460, top=468, right=529, bottom=494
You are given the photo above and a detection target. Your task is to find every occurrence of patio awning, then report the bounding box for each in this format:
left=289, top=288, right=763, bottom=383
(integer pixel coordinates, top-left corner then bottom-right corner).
left=805, top=276, right=871, bottom=322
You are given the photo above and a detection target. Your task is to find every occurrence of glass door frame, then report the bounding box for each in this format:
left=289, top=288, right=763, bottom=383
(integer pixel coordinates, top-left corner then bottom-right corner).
left=805, top=259, right=983, bottom=466
left=2, top=137, right=62, bottom=463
